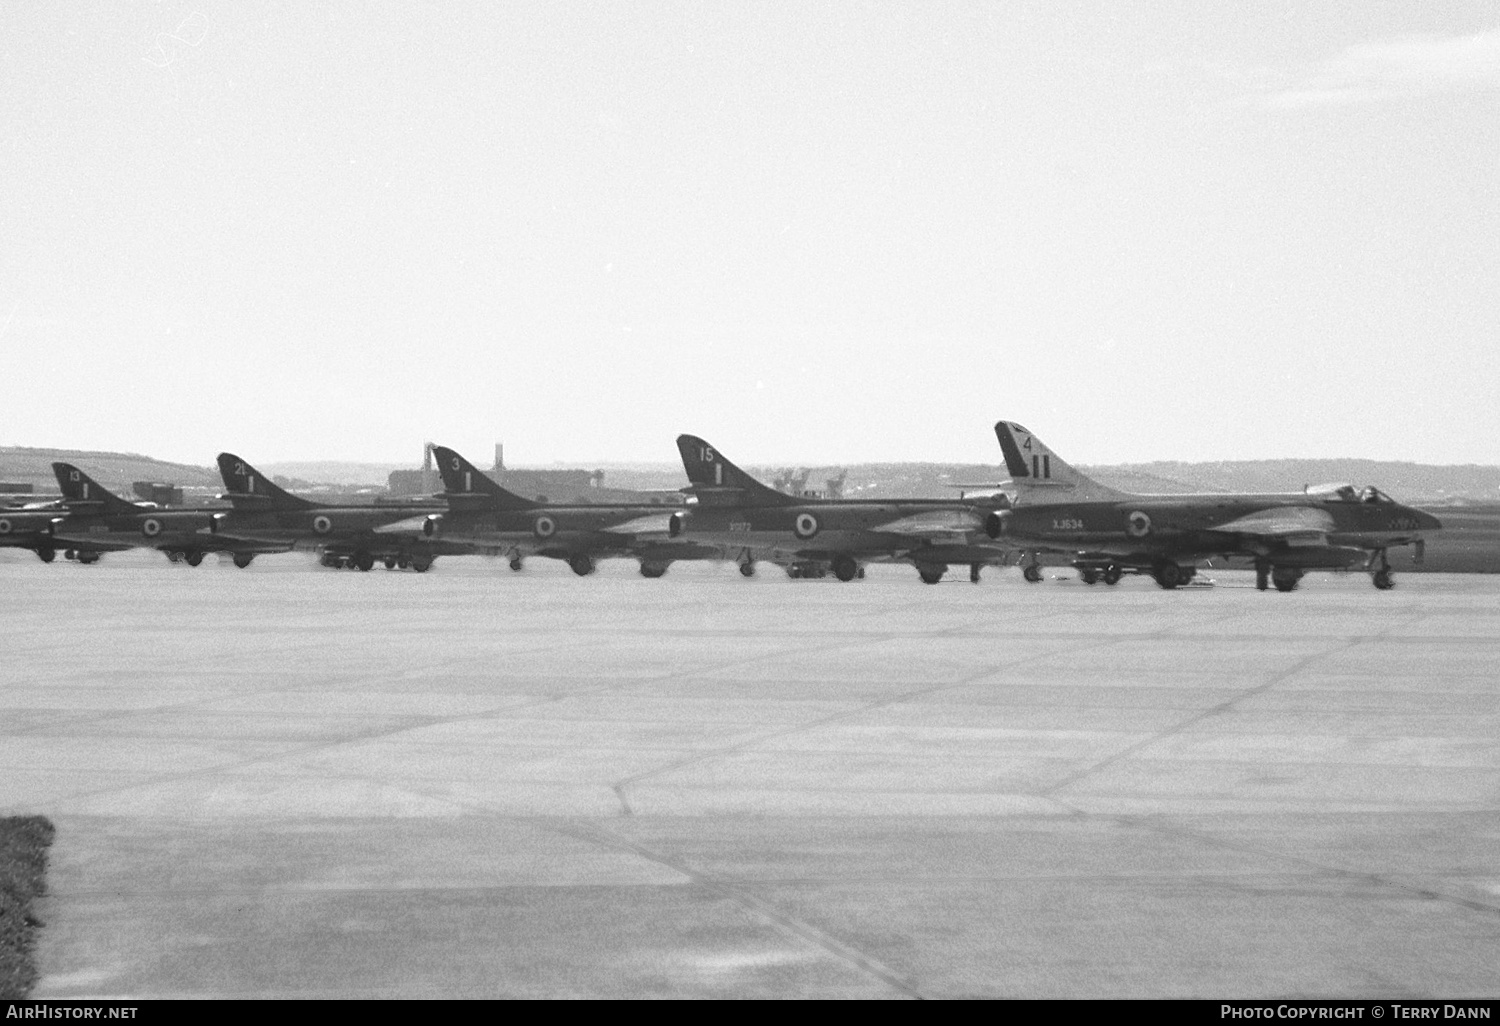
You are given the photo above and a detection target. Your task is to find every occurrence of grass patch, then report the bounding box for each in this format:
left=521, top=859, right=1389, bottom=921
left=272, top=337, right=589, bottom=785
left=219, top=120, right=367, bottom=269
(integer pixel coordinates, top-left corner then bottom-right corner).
left=1, top=816, right=55, bottom=999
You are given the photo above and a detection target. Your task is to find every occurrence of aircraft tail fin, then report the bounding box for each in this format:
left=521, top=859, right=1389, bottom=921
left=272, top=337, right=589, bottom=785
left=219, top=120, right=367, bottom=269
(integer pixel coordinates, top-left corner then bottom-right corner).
left=429, top=446, right=539, bottom=510
left=676, top=435, right=798, bottom=507
left=216, top=453, right=317, bottom=510
left=993, top=422, right=1126, bottom=505
left=51, top=463, right=142, bottom=515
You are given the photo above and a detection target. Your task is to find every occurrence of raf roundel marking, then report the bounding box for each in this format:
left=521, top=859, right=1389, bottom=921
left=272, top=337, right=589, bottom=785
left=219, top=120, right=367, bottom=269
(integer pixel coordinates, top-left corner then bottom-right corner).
left=0, top=518, right=11, bottom=535
left=534, top=515, right=557, bottom=539
left=794, top=512, right=820, bottom=539
left=1126, top=511, right=1151, bottom=538
left=142, top=518, right=163, bottom=538
left=313, top=515, right=333, bottom=535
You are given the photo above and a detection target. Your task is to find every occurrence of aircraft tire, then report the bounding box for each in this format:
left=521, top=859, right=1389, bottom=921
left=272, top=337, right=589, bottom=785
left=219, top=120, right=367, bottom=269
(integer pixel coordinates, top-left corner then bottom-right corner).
left=1272, top=568, right=1302, bottom=592
left=1023, top=564, right=1042, bottom=584
left=185, top=551, right=204, bottom=567
left=1152, top=563, right=1181, bottom=590
left=509, top=558, right=524, bottom=572
left=970, top=563, right=982, bottom=583
left=832, top=555, right=859, bottom=582
left=410, top=556, right=432, bottom=573
left=639, top=561, right=669, bottom=578
left=568, top=554, right=596, bottom=577
left=917, top=564, right=945, bottom=585
left=1080, top=569, right=1100, bottom=585
left=384, top=557, right=397, bottom=570
left=786, top=564, right=801, bottom=579
left=1103, top=565, right=1122, bottom=585
left=78, top=552, right=100, bottom=565
left=1373, top=569, right=1394, bottom=590
left=739, top=562, right=756, bottom=578
left=233, top=553, right=254, bottom=569
left=353, top=552, right=375, bottom=572
left=36, top=546, right=55, bottom=564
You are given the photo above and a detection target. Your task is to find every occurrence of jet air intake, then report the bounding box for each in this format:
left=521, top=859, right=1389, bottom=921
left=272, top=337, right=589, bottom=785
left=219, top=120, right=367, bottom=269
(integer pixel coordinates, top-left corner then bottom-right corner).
left=421, top=513, right=443, bottom=538
left=984, top=510, right=1012, bottom=540
left=668, top=512, right=685, bottom=538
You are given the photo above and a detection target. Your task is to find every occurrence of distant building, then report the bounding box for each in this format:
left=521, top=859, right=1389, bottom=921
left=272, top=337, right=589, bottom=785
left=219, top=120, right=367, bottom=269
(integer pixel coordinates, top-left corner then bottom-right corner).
left=132, top=482, right=183, bottom=506
left=772, top=468, right=846, bottom=500
left=387, top=469, right=433, bottom=497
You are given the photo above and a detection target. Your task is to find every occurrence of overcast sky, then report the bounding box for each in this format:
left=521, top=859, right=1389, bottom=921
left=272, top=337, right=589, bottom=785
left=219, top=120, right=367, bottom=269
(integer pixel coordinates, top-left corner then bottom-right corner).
left=4, top=2, right=1498, bottom=468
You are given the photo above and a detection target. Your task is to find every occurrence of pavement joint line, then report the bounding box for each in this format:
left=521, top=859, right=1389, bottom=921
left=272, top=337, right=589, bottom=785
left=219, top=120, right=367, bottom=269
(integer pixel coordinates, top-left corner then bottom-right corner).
left=13, top=631, right=937, bottom=810
left=1038, top=637, right=1367, bottom=797
left=1106, top=813, right=1500, bottom=920
left=562, top=819, right=927, bottom=1000
left=609, top=633, right=1154, bottom=815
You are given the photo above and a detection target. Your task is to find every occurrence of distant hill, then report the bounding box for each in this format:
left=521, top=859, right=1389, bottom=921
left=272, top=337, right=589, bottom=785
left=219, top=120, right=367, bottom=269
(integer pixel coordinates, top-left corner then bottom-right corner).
left=1109, top=460, right=1500, bottom=504
left=0, top=447, right=220, bottom=493
left=257, top=461, right=410, bottom=487
left=5, top=447, right=1498, bottom=504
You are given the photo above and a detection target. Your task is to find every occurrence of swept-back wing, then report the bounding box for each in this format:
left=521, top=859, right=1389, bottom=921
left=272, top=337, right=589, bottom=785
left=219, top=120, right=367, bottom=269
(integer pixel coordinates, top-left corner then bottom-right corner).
left=870, top=509, right=987, bottom=537
left=1205, top=506, right=1335, bottom=546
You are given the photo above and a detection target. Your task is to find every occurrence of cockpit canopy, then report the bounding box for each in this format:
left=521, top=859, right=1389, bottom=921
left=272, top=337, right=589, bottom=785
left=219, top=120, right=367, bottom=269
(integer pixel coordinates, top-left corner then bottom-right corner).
left=1305, top=482, right=1392, bottom=504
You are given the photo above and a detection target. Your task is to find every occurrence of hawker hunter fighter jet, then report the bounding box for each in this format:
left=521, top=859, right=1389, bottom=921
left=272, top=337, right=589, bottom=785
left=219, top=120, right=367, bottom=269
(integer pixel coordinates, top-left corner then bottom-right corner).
left=668, top=435, right=1006, bottom=582
left=984, top=422, right=1441, bottom=591
left=0, top=504, right=99, bottom=564
left=50, top=462, right=285, bottom=566
left=211, top=454, right=449, bottom=570
left=413, top=446, right=714, bottom=576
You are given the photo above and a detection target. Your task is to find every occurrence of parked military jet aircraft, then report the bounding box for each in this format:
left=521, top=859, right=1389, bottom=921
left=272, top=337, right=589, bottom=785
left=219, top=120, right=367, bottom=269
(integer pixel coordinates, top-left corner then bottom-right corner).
left=669, top=435, right=1006, bottom=582
left=49, top=463, right=286, bottom=566
left=0, top=504, right=95, bottom=563
left=984, top=422, right=1441, bottom=591
left=211, top=454, right=448, bottom=570
left=413, top=446, right=714, bottom=576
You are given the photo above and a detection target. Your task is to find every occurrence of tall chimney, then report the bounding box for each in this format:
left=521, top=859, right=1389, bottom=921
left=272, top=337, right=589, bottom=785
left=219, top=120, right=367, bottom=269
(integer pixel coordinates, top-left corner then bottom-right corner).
left=494, top=443, right=504, bottom=472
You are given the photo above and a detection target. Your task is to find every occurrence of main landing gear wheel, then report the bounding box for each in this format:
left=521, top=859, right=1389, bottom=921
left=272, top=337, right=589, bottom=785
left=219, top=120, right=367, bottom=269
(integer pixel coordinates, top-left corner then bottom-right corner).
left=320, top=552, right=341, bottom=569
left=568, top=554, right=596, bottom=577
left=1022, top=564, right=1042, bottom=584
left=831, top=555, right=860, bottom=582
left=233, top=553, right=255, bottom=569
left=184, top=551, right=204, bottom=567
left=1271, top=567, right=1303, bottom=593
left=36, top=547, right=55, bottom=564
left=1080, top=569, right=1100, bottom=585
left=739, top=562, right=756, bottom=578
left=509, top=558, right=524, bottom=572
left=1371, top=550, right=1395, bottom=590
left=410, top=556, right=432, bottom=573
left=77, top=552, right=100, bottom=565
left=167, top=550, right=184, bottom=564
left=917, top=564, right=946, bottom=585
left=384, top=556, right=397, bottom=570
left=352, top=551, right=375, bottom=572
left=639, top=561, right=669, bottom=578
left=1103, top=565, right=1122, bottom=586
left=1255, top=560, right=1271, bottom=592
left=970, top=563, right=982, bottom=584
left=1152, top=563, right=1183, bottom=590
